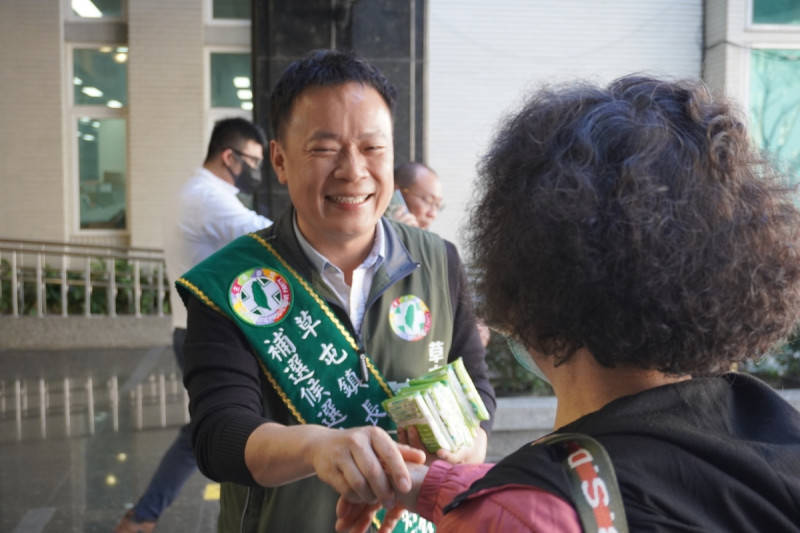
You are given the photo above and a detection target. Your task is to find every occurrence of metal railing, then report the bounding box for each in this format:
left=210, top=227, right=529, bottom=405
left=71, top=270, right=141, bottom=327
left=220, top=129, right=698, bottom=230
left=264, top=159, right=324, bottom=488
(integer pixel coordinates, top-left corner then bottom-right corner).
left=0, top=369, right=190, bottom=443
left=0, top=238, right=168, bottom=318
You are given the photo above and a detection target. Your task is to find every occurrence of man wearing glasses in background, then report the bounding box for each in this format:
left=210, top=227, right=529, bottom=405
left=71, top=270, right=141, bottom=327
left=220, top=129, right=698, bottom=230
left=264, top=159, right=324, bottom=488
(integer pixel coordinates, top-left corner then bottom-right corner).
left=394, top=162, right=444, bottom=230
left=115, top=117, right=272, bottom=533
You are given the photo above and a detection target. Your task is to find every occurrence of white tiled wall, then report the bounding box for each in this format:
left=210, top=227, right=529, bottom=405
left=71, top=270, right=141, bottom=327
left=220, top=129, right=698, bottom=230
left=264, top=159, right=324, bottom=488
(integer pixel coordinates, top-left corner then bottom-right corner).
left=127, top=0, right=206, bottom=248
left=0, top=2, right=68, bottom=242
left=426, top=0, right=704, bottom=249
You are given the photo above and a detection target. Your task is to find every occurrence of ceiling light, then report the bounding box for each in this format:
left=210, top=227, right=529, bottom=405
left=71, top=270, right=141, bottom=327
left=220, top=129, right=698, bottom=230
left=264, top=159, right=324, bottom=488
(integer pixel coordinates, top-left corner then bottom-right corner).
left=72, top=0, right=102, bottom=18
left=82, top=134, right=96, bottom=141
left=114, top=52, right=127, bottom=63
left=82, top=87, right=104, bottom=97
left=233, top=77, right=251, bottom=89
left=241, top=102, right=254, bottom=111
left=106, top=100, right=123, bottom=109
left=73, top=76, right=83, bottom=85
left=237, top=89, right=253, bottom=100
left=99, top=46, right=113, bottom=53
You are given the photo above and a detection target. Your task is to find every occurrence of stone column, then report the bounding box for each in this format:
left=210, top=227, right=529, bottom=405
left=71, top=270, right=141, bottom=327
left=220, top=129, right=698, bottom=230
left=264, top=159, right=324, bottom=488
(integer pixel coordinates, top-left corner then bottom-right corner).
left=252, top=0, right=425, bottom=219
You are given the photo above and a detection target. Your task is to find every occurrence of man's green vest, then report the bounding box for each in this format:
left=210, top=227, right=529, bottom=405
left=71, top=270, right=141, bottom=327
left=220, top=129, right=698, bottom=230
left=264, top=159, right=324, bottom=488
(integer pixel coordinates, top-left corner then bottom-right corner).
left=178, top=217, right=454, bottom=532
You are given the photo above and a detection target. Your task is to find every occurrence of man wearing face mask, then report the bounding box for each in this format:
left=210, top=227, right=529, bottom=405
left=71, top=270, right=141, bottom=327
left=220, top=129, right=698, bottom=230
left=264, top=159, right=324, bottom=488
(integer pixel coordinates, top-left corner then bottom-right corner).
left=114, top=117, right=272, bottom=533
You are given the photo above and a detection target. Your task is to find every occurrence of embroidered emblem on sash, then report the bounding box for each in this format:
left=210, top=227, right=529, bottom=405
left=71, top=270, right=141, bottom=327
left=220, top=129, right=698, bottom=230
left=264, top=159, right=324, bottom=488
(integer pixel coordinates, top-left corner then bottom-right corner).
left=388, top=295, right=432, bottom=341
left=229, top=268, right=292, bottom=326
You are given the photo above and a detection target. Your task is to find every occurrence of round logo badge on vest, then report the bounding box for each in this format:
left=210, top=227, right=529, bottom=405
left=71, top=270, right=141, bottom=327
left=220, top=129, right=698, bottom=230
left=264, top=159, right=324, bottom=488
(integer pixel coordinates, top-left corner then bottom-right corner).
left=229, top=268, right=292, bottom=326
left=388, top=295, right=432, bottom=341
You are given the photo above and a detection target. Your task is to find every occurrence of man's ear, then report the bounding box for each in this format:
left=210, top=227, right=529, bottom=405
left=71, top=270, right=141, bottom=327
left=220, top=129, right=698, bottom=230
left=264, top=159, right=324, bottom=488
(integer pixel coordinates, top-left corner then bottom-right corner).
left=221, top=147, right=236, bottom=168
left=270, top=140, right=288, bottom=184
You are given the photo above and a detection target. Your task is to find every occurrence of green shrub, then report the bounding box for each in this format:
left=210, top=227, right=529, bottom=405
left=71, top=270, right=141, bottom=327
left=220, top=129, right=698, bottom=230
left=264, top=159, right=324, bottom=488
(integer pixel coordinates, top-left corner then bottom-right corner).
left=485, top=330, right=553, bottom=397
left=0, top=257, right=168, bottom=316
left=486, top=327, right=800, bottom=395
left=744, top=330, right=800, bottom=388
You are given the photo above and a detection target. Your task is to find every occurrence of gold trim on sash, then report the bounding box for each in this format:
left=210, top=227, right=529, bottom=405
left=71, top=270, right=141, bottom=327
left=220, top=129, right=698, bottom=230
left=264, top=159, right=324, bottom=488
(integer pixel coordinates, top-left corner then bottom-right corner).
left=247, top=233, right=394, bottom=399
left=176, top=278, right=225, bottom=316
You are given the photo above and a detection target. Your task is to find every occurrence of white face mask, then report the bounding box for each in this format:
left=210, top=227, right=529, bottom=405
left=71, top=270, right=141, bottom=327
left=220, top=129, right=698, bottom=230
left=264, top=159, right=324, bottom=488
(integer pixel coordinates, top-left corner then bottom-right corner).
left=506, top=337, right=551, bottom=385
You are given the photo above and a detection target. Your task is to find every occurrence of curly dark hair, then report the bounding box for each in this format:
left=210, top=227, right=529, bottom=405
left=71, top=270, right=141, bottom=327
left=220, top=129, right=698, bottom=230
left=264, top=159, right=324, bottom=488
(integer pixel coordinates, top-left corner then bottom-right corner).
left=269, top=49, right=397, bottom=142
left=469, top=75, right=800, bottom=375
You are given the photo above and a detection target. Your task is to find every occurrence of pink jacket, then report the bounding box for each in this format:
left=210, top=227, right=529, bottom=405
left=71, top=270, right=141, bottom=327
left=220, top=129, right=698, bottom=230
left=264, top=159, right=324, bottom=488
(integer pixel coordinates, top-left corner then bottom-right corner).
left=416, top=460, right=582, bottom=532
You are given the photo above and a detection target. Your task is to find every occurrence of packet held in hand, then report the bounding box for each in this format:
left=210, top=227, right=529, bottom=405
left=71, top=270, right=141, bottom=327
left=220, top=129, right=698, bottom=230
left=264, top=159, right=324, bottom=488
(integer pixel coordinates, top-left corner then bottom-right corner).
left=382, top=358, right=489, bottom=453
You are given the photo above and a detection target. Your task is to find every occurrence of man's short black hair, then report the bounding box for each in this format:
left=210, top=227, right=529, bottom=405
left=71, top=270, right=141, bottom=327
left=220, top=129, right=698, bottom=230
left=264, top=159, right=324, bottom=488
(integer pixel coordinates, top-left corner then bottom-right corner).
left=205, top=117, right=267, bottom=163
left=269, top=49, right=397, bottom=142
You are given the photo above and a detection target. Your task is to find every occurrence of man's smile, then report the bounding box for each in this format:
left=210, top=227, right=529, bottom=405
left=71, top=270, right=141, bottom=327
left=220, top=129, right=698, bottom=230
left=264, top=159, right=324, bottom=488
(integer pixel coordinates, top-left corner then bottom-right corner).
left=326, top=194, right=372, bottom=204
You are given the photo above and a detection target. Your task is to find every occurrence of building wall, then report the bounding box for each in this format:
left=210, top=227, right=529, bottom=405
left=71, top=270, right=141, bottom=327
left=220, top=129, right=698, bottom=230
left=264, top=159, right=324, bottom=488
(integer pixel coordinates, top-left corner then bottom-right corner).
left=127, top=0, right=206, bottom=248
left=719, top=0, right=800, bottom=105
left=0, top=1, right=68, bottom=242
left=722, top=0, right=749, bottom=101
left=0, top=0, right=766, bottom=252
left=704, top=0, right=729, bottom=93
left=426, top=0, right=705, bottom=248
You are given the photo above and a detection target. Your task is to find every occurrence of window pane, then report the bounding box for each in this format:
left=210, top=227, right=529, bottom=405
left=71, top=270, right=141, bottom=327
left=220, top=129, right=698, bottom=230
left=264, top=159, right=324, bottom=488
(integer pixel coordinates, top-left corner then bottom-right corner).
left=78, top=118, right=127, bottom=229
left=210, top=53, right=252, bottom=109
left=71, top=0, right=124, bottom=19
left=750, top=49, right=800, bottom=181
left=753, top=0, right=800, bottom=24
left=213, top=0, right=250, bottom=20
left=73, top=48, right=128, bottom=108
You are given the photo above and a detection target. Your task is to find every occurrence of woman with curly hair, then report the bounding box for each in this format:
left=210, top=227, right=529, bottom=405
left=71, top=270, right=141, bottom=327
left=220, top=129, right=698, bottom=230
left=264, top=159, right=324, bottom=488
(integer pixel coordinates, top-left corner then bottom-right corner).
left=335, top=75, right=800, bottom=532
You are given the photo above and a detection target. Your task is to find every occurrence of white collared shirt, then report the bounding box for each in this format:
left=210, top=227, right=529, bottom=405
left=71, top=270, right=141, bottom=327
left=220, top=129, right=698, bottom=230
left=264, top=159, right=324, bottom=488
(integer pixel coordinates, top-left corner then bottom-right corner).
left=163, top=167, right=272, bottom=329
left=294, top=218, right=386, bottom=334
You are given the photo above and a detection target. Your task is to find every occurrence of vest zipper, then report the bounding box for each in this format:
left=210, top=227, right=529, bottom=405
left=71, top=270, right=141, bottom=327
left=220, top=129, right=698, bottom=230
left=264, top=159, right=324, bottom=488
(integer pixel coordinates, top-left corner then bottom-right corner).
left=358, top=350, right=369, bottom=383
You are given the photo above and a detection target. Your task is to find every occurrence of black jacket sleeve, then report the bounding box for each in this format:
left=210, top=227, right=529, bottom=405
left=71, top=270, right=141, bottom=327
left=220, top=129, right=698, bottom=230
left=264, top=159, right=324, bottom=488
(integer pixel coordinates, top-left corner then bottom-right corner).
left=182, top=295, right=264, bottom=486
left=444, top=241, right=497, bottom=433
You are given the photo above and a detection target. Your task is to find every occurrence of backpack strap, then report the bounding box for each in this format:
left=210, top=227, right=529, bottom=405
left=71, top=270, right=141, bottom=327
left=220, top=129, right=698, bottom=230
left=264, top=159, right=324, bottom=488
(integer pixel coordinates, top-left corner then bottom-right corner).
left=537, top=433, right=628, bottom=533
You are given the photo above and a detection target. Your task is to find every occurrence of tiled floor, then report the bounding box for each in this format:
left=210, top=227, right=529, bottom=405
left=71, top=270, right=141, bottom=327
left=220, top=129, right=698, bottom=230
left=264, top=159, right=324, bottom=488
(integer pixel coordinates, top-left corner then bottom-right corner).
left=0, top=347, right=219, bottom=533
left=0, top=346, right=565, bottom=532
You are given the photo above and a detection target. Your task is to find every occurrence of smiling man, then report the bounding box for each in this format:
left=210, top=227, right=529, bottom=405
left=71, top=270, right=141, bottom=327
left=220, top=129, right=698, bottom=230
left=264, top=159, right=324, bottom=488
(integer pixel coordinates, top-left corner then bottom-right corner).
left=271, top=81, right=394, bottom=272
left=176, top=49, right=495, bottom=533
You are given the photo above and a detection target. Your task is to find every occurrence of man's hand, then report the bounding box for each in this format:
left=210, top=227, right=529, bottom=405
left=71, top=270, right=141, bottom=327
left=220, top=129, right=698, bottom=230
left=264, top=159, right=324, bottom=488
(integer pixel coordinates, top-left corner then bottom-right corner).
left=335, top=445, right=428, bottom=533
left=246, top=423, right=418, bottom=509
left=310, top=426, right=425, bottom=510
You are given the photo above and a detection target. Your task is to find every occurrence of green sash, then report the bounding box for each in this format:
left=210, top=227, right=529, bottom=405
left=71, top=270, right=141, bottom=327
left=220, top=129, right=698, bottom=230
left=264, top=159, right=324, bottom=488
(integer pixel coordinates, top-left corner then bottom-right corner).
left=178, top=233, right=395, bottom=430
left=179, top=233, right=436, bottom=533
